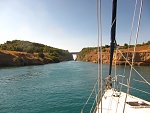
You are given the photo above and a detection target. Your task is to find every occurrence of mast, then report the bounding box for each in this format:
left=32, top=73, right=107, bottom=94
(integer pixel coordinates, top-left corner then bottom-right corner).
left=109, top=0, right=117, bottom=76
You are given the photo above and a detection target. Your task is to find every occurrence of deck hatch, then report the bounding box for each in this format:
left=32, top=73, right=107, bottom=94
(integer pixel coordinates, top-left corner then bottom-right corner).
left=126, top=101, right=150, bottom=107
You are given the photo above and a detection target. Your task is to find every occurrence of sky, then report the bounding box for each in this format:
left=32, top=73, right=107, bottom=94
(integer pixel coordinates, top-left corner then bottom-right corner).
left=0, top=0, right=149, bottom=52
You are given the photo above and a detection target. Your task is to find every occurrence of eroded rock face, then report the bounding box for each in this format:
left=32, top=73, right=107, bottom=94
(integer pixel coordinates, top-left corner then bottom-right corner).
left=77, top=45, right=150, bottom=66
left=114, top=52, right=150, bottom=66
left=0, top=50, right=54, bottom=67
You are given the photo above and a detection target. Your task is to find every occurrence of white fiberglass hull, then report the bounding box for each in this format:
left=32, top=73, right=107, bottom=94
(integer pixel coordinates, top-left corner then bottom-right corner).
left=95, top=89, right=150, bottom=113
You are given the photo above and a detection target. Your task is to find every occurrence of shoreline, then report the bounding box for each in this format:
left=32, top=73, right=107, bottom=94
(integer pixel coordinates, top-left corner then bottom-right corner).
left=0, top=50, right=73, bottom=67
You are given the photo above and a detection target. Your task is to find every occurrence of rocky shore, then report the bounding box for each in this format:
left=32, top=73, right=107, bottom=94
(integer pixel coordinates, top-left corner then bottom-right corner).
left=0, top=50, right=73, bottom=67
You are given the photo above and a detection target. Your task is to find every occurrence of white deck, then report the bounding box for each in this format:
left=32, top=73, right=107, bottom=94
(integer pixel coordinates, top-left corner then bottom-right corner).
left=95, top=89, right=150, bottom=113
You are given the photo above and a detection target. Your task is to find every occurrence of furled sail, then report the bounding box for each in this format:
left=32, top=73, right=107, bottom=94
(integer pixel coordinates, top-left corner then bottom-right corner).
left=109, top=0, right=117, bottom=76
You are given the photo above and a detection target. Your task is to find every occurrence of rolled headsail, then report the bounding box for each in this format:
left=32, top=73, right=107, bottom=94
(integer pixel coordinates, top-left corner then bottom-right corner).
left=109, top=0, right=117, bottom=76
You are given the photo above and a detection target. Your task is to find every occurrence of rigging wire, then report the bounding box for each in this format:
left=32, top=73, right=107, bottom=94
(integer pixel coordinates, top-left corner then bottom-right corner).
left=80, top=82, right=97, bottom=113
left=111, top=95, right=127, bottom=112
left=99, top=0, right=103, bottom=113
left=96, top=0, right=103, bottom=112
left=102, top=2, right=118, bottom=111
left=121, top=0, right=138, bottom=91
left=117, top=49, right=150, bottom=86
left=119, top=82, right=150, bottom=95
left=116, top=74, right=148, bottom=84
left=114, top=45, right=119, bottom=90
left=132, top=78, right=148, bottom=84
left=123, top=0, right=144, bottom=112
left=96, top=0, right=100, bottom=112
left=113, top=75, right=150, bottom=95
left=81, top=0, right=104, bottom=112
left=128, top=0, right=144, bottom=94
left=90, top=95, right=97, bottom=113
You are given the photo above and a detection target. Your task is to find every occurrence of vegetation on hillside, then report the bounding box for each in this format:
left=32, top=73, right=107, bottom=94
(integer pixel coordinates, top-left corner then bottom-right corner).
left=77, top=47, right=96, bottom=61
left=123, top=41, right=150, bottom=49
left=77, top=41, right=150, bottom=61
left=0, top=40, right=73, bottom=62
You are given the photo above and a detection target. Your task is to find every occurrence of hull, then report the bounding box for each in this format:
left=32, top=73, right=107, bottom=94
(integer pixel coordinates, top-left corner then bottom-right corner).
left=95, top=89, right=150, bottom=113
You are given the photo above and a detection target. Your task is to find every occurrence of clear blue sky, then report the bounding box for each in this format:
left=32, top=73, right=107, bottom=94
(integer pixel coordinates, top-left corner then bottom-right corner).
left=0, top=0, right=149, bottom=52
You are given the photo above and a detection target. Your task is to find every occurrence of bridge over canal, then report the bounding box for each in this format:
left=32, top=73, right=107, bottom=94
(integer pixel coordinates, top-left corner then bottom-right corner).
left=70, top=52, right=79, bottom=60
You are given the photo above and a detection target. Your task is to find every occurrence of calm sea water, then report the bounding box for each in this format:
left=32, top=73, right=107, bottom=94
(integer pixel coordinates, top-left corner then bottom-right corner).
left=0, top=61, right=150, bottom=113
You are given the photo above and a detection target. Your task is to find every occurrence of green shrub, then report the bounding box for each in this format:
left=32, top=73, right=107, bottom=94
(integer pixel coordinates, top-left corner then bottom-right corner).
left=38, top=52, right=45, bottom=58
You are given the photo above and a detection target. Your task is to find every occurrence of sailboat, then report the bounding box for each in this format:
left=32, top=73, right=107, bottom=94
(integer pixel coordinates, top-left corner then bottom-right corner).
left=81, top=0, right=150, bottom=113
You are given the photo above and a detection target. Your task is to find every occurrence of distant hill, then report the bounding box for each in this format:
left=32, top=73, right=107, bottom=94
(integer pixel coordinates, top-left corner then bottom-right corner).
left=0, top=40, right=64, bottom=53
left=0, top=40, right=73, bottom=67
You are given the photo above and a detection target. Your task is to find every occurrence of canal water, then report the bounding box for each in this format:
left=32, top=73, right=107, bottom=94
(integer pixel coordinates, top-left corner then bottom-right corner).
left=0, top=61, right=149, bottom=113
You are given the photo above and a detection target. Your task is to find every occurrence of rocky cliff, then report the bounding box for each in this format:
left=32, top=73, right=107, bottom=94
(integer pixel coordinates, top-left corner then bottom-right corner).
left=76, top=45, right=150, bottom=66
left=0, top=40, right=73, bottom=67
left=0, top=50, right=73, bottom=67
